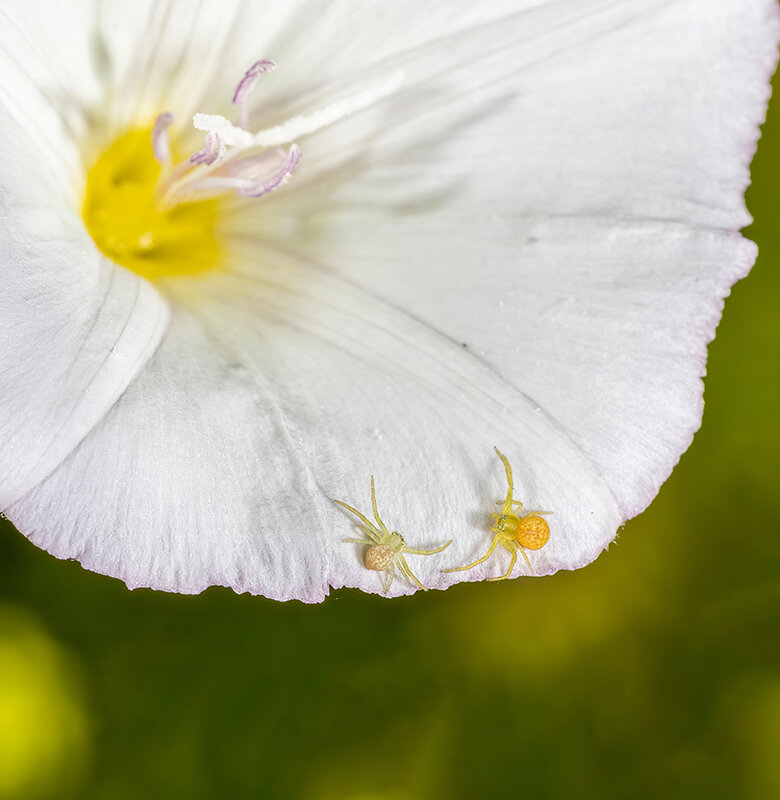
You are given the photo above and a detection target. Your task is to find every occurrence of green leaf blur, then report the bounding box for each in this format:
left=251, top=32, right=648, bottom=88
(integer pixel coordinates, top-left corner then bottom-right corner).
left=2, top=62, right=780, bottom=800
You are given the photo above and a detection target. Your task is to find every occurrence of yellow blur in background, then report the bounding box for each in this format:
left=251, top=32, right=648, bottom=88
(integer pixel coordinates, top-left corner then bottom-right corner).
left=0, top=607, right=89, bottom=800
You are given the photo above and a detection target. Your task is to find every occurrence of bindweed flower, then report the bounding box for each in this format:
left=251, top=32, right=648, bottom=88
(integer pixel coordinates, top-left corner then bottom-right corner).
left=0, top=1, right=777, bottom=601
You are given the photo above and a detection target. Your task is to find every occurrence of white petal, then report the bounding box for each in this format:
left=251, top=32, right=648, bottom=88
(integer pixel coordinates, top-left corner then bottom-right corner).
left=4, top=0, right=778, bottom=601
left=7, top=255, right=621, bottom=600
left=253, top=0, right=779, bottom=516
left=0, top=76, right=169, bottom=509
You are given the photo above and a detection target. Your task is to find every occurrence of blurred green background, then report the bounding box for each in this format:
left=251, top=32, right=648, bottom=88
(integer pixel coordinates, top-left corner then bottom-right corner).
left=2, top=57, right=780, bottom=800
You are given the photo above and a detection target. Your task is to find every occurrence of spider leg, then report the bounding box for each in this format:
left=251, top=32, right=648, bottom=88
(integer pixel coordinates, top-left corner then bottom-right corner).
left=397, top=555, right=428, bottom=591
left=494, top=447, right=515, bottom=515
left=403, top=540, right=452, bottom=555
left=342, top=538, right=370, bottom=545
left=486, top=542, right=518, bottom=582
left=495, top=499, right=524, bottom=512
left=519, top=545, right=535, bottom=574
left=441, top=532, right=502, bottom=573
left=333, top=498, right=382, bottom=541
left=370, top=476, right=391, bottom=536
left=383, top=561, right=396, bottom=593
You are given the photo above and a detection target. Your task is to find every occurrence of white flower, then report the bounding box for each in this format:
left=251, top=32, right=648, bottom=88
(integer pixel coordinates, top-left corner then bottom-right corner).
left=0, top=1, right=777, bottom=601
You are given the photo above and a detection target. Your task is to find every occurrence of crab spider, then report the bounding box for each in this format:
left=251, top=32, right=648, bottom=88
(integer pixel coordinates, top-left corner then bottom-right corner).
left=333, top=477, right=452, bottom=593
left=442, top=447, right=551, bottom=581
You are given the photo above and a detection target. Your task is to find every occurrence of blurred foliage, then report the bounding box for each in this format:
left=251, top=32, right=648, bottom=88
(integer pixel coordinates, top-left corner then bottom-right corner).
left=2, top=46, right=780, bottom=800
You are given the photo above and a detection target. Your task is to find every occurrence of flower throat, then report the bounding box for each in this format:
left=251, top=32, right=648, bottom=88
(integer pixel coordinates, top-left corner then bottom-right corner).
left=82, top=60, right=301, bottom=281
left=83, top=127, right=224, bottom=279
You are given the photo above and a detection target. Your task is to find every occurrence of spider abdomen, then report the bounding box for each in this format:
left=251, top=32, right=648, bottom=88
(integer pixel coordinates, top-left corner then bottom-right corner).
left=516, top=515, right=550, bottom=550
left=365, top=544, right=393, bottom=571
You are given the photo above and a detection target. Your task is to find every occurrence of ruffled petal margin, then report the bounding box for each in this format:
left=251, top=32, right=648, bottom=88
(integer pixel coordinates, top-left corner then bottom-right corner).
left=2, top=0, right=778, bottom=600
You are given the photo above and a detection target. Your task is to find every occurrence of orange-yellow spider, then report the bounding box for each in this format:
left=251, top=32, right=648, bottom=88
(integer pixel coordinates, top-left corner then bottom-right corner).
left=334, top=477, right=452, bottom=593
left=443, top=447, right=551, bottom=581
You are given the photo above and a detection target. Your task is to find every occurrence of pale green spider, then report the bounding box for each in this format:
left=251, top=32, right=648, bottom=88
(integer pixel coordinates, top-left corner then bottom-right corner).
left=334, top=477, right=452, bottom=592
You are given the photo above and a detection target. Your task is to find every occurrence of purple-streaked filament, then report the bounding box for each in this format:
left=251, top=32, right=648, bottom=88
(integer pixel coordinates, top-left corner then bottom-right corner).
left=190, top=131, right=226, bottom=166
left=177, top=144, right=301, bottom=201
left=235, top=144, right=302, bottom=197
left=233, top=59, right=276, bottom=129
left=151, top=112, right=175, bottom=164
left=153, top=60, right=300, bottom=206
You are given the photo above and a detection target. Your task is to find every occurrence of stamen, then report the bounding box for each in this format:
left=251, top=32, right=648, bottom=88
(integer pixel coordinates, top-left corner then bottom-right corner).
left=151, top=112, right=175, bottom=164
left=150, top=60, right=311, bottom=208
left=234, top=144, right=302, bottom=198
left=233, top=59, right=276, bottom=130
left=85, top=58, right=311, bottom=279
left=190, top=131, right=226, bottom=166
left=193, top=70, right=405, bottom=149
left=177, top=144, right=301, bottom=201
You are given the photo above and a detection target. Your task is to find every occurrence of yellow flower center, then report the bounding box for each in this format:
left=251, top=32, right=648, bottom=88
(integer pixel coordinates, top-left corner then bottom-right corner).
left=82, top=127, right=223, bottom=280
